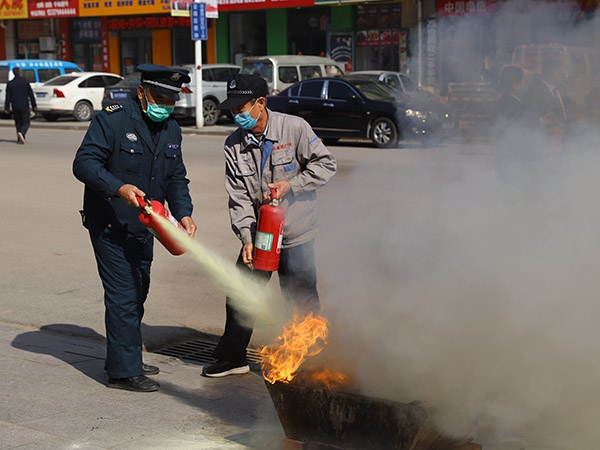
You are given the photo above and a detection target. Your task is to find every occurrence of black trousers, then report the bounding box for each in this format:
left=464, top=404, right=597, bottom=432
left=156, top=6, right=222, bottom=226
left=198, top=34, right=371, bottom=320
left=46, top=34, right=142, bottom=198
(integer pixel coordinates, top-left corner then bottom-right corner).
left=213, top=239, right=320, bottom=363
left=13, top=109, right=31, bottom=138
left=89, top=227, right=153, bottom=379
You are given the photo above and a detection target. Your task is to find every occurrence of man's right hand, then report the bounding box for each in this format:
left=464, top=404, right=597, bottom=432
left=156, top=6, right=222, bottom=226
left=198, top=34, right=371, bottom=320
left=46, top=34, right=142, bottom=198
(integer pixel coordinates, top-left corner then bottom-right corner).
left=116, top=184, right=146, bottom=207
left=242, top=242, right=254, bottom=268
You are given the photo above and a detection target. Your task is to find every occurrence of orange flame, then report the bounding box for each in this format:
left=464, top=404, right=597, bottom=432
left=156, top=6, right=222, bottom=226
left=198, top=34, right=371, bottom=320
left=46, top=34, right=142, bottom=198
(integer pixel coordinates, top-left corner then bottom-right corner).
left=299, top=368, right=351, bottom=390
left=260, top=312, right=329, bottom=384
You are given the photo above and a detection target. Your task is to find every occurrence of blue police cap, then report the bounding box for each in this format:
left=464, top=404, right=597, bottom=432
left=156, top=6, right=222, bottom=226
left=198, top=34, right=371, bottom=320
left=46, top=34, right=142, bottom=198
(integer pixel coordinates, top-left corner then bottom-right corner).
left=137, top=63, right=191, bottom=101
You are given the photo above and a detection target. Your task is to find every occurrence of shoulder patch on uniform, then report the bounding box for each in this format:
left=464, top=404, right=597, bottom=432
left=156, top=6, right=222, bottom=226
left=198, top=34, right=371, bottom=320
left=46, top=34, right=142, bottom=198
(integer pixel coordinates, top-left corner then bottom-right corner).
left=104, top=104, right=124, bottom=113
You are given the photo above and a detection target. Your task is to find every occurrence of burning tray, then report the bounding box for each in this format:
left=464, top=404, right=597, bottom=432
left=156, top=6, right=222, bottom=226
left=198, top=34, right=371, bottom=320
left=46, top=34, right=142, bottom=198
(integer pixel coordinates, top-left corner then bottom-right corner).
left=265, top=378, right=478, bottom=450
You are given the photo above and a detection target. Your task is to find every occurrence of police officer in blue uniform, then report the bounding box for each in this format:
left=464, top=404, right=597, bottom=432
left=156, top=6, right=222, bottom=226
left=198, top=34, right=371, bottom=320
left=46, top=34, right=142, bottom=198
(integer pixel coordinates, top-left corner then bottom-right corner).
left=73, top=64, right=197, bottom=392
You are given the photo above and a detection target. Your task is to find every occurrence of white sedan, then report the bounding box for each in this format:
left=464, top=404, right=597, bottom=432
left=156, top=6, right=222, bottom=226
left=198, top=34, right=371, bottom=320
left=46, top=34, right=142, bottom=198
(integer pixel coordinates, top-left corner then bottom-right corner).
left=35, top=72, right=123, bottom=122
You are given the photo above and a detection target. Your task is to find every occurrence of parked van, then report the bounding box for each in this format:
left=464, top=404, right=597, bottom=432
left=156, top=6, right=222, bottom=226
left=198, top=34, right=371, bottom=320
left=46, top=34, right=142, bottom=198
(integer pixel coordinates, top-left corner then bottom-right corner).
left=511, top=43, right=600, bottom=107
left=240, top=55, right=344, bottom=94
left=0, top=59, right=83, bottom=118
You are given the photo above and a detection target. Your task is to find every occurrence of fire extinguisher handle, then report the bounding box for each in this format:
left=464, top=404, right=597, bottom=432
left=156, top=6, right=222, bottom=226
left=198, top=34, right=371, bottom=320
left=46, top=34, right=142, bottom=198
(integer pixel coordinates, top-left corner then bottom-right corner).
left=135, top=195, right=148, bottom=208
left=270, top=188, right=278, bottom=200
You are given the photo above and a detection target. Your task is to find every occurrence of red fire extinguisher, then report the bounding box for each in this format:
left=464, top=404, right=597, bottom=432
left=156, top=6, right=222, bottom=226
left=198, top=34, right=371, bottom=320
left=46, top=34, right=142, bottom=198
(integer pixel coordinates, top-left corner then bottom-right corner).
left=136, top=196, right=187, bottom=256
left=253, top=188, right=285, bottom=271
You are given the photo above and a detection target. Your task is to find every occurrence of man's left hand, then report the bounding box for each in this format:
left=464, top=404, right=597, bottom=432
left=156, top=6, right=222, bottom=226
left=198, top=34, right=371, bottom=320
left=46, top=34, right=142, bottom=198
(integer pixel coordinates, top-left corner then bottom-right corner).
left=266, top=181, right=291, bottom=200
left=180, top=216, right=197, bottom=238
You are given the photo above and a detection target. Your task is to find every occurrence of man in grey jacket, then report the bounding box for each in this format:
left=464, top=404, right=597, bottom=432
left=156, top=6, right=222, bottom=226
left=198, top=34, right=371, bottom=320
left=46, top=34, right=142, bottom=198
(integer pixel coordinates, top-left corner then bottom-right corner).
left=203, top=74, right=336, bottom=378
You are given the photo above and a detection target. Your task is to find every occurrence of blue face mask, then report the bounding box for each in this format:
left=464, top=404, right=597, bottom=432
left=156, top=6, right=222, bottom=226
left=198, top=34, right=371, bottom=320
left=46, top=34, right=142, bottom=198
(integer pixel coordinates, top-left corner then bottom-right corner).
left=233, top=101, right=261, bottom=130
left=143, top=90, right=175, bottom=122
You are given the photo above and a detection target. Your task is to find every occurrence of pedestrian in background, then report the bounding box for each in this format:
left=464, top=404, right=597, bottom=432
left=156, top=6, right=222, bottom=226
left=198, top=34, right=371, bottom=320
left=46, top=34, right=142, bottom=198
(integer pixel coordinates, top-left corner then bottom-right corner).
left=73, top=64, right=197, bottom=392
left=494, top=65, right=525, bottom=184
left=522, top=54, right=572, bottom=145
left=202, top=74, right=337, bottom=378
left=4, top=66, right=37, bottom=145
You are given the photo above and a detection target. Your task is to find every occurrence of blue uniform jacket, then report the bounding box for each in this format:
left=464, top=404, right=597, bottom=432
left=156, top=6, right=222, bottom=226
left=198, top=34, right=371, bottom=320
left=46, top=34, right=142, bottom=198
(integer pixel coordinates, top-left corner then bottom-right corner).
left=72, top=100, right=193, bottom=238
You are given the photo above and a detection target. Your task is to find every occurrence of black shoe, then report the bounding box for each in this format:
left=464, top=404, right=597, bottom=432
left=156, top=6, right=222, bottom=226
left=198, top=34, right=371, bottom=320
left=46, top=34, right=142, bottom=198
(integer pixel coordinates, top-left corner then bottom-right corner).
left=104, top=363, right=159, bottom=375
left=107, top=375, right=159, bottom=392
left=202, top=360, right=250, bottom=378
left=142, top=363, right=159, bottom=375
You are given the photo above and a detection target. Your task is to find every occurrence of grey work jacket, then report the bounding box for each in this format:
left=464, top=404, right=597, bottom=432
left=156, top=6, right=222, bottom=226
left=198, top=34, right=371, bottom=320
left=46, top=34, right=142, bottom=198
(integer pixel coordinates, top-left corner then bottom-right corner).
left=224, top=109, right=336, bottom=248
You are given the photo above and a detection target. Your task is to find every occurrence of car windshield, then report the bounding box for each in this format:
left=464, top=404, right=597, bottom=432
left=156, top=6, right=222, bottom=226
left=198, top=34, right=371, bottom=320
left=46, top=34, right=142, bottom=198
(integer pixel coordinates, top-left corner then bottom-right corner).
left=113, top=73, right=141, bottom=87
left=241, top=61, right=273, bottom=83
left=346, top=77, right=403, bottom=101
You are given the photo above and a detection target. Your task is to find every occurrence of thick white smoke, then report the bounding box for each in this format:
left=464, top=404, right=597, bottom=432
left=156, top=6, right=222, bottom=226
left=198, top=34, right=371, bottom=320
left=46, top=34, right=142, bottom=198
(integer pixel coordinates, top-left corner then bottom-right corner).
left=315, top=1, right=600, bottom=448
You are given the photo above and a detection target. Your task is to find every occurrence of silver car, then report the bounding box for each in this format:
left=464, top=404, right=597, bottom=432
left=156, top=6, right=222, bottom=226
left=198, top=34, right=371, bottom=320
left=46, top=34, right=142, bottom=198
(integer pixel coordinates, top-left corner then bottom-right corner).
left=350, top=70, right=436, bottom=102
left=172, top=63, right=240, bottom=125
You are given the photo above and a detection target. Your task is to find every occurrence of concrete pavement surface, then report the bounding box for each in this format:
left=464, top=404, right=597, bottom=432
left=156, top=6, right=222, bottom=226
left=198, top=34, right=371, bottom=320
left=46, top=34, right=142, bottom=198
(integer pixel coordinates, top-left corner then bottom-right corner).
left=0, top=117, right=562, bottom=450
left=2, top=322, right=283, bottom=450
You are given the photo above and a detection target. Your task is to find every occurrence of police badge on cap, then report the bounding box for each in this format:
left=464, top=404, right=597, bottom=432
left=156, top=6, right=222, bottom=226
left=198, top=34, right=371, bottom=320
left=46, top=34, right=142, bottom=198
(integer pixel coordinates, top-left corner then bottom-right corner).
left=218, top=74, right=269, bottom=110
left=137, top=64, right=191, bottom=101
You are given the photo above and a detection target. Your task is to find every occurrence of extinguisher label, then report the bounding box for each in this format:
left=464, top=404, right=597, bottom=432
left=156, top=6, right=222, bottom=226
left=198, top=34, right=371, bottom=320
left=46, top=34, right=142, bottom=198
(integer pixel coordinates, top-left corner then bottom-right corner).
left=165, top=209, right=178, bottom=227
left=255, top=231, right=274, bottom=251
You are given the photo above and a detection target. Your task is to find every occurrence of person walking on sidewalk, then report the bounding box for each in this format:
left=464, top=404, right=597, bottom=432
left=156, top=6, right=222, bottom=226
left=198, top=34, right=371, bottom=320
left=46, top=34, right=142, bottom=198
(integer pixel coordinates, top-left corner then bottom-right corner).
left=202, top=74, right=336, bottom=378
left=73, top=64, right=197, bottom=392
left=4, top=66, right=37, bottom=144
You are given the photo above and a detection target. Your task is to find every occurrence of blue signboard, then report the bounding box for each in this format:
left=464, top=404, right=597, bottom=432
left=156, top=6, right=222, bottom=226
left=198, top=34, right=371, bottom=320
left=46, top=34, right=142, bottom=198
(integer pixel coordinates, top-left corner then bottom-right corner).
left=190, top=2, right=207, bottom=41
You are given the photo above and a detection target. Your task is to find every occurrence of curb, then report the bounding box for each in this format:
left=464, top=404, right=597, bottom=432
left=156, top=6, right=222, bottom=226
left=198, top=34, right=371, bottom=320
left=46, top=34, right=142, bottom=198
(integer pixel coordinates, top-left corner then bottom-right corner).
left=0, top=118, right=236, bottom=136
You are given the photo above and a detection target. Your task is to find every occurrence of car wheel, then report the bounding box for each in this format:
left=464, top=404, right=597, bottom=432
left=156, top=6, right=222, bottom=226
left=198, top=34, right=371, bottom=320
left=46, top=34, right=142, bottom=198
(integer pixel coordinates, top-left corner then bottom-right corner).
left=369, top=117, right=398, bottom=148
left=203, top=99, right=219, bottom=126
left=73, top=100, right=94, bottom=121
left=42, top=113, right=59, bottom=122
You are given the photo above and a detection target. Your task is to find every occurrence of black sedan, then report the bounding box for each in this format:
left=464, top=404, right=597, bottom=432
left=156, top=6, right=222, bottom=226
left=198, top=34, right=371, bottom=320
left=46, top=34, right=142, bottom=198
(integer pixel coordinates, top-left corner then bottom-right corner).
left=102, top=72, right=140, bottom=109
left=266, top=76, right=456, bottom=148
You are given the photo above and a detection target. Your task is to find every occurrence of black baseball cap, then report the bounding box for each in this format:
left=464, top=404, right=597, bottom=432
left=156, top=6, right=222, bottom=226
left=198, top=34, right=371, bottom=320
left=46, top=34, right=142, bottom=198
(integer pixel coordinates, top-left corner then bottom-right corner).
left=218, top=73, right=269, bottom=110
left=137, top=63, right=191, bottom=101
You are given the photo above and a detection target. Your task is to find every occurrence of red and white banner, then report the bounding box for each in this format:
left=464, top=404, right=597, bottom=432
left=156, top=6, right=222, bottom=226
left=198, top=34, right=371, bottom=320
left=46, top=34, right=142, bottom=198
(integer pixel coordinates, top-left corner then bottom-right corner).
left=437, top=0, right=497, bottom=17
left=29, top=0, right=78, bottom=17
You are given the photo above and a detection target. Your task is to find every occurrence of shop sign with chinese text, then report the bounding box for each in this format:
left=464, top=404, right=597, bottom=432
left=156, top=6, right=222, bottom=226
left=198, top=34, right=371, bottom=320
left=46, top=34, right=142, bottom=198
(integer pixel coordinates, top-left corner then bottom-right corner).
left=0, top=0, right=28, bottom=19
left=437, top=0, right=497, bottom=17
left=29, top=0, right=78, bottom=17
left=217, top=0, right=313, bottom=12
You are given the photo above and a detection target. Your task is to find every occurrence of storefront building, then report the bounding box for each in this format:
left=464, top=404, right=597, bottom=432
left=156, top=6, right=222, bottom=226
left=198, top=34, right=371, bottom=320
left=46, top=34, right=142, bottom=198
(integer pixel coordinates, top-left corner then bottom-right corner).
left=0, top=0, right=418, bottom=76
left=431, top=0, right=600, bottom=94
left=4, top=0, right=597, bottom=94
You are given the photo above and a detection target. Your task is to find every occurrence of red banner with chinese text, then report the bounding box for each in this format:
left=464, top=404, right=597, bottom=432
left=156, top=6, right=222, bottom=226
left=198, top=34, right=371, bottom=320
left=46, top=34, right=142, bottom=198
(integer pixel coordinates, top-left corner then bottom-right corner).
left=217, top=0, right=313, bottom=12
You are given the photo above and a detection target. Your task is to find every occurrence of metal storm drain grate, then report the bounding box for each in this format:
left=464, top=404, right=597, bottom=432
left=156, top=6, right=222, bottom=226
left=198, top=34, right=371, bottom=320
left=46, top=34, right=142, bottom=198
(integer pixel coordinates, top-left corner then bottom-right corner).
left=154, top=339, right=262, bottom=365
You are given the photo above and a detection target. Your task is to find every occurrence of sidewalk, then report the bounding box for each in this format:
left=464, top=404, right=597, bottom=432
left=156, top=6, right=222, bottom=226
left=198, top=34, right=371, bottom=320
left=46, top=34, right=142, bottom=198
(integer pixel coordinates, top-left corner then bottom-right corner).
left=0, top=116, right=237, bottom=136
left=0, top=322, right=283, bottom=450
